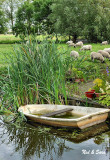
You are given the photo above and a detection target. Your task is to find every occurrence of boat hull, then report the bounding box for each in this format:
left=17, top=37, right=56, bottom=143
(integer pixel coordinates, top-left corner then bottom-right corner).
left=18, top=104, right=110, bottom=129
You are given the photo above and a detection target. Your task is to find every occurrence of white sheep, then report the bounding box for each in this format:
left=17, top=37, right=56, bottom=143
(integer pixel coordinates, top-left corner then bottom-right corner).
left=104, top=48, right=110, bottom=54
left=70, top=51, right=79, bottom=59
left=98, top=50, right=110, bottom=60
left=74, top=41, right=83, bottom=48
left=26, top=40, right=29, bottom=45
left=101, top=41, right=108, bottom=45
left=68, top=42, right=75, bottom=47
left=90, top=52, right=105, bottom=63
left=66, top=40, right=73, bottom=44
left=80, top=45, right=92, bottom=51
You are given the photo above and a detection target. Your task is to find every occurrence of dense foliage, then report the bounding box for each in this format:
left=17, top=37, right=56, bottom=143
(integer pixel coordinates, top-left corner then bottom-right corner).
left=13, top=0, right=53, bottom=37
left=9, top=0, right=110, bottom=42
left=50, top=0, right=110, bottom=42
left=0, top=10, right=7, bottom=33
left=50, top=0, right=86, bottom=42
left=13, top=1, right=34, bottom=37
left=1, top=0, right=110, bottom=42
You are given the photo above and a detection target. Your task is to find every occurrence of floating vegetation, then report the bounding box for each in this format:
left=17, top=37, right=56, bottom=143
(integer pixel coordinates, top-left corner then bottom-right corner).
left=38, top=127, right=51, bottom=134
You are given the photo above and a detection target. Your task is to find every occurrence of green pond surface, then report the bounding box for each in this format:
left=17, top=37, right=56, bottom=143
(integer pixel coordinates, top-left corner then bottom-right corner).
left=33, top=113, right=83, bottom=119
left=0, top=117, right=110, bottom=160
left=51, top=113, right=83, bottom=119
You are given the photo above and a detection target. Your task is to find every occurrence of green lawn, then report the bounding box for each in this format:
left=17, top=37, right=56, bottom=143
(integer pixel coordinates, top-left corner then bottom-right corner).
left=0, top=34, right=22, bottom=44
left=0, top=44, right=20, bottom=65
left=0, top=42, right=110, bottom=66
left=0, top=34, right=110, bottom=72
left=0, top=34, right=21, bottom=41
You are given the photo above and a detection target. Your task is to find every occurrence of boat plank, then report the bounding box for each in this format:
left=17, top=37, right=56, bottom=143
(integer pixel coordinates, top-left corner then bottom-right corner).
left=42, top=108, right=73, bottom=117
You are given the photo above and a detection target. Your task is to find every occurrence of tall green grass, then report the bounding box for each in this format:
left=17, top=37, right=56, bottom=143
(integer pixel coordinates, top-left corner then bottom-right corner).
left=0, top=40, right=71, bottom=112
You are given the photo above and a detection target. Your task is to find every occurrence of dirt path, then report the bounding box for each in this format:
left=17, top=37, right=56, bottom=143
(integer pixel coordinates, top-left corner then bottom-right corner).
left=78, top=81, right=95, bottom=96
left=66, top=81, right=95, bottom=97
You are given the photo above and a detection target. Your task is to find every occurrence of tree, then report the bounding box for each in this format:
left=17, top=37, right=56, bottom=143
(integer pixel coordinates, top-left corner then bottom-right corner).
left=32, top=0, right=53, bottom=34
left=2, top=0, right=26, bottom=34
left=13, top=1, right=34, bottom=37
left=49, top=0, right=87, bottom=42
left=0, top=0, right=5, bottom=6
left=0, top=10, right=7, bottom=34
left=14, top=0, right=53, bottom=37
left=50, top=0, right=110, bottom=42
left=83, top=0, right=110, bottom=42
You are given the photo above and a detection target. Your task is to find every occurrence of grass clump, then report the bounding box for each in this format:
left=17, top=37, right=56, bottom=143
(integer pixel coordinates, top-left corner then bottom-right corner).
left=0, top=40, right=70, bottom=113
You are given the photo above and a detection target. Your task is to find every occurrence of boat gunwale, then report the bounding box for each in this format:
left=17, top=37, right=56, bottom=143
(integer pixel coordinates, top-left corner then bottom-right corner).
left=19, top=109, right=110, bottom=122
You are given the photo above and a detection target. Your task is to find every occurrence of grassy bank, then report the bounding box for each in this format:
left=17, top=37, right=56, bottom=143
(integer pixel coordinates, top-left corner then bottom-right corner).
left=0, top=37, right=110, bottom=119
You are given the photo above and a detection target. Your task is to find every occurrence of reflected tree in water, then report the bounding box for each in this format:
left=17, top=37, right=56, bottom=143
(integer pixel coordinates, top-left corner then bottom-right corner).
left=0, top=122, right=73, bottom=160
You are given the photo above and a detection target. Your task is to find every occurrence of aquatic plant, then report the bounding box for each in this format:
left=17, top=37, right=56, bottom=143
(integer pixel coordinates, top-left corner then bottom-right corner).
left=0, top=40, right=70, bottom=113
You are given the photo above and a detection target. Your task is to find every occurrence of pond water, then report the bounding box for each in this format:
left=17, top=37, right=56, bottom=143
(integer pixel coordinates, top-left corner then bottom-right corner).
left=33, top=113, right=83, bottom=119
left=0, top=117, right=110, bottom=160
left=51, top=113, right=83, bottom=119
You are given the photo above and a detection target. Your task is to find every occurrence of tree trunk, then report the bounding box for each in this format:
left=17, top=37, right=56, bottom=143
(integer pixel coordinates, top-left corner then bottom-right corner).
left=55, top=34, right=58, bottom=43
left=11, top=16, right=14, bottom=34
left=72, top=34, right=77, bottom=43
left=69, top=35, right=71, bottom=40
left=10, top=0, right=14, bottom=34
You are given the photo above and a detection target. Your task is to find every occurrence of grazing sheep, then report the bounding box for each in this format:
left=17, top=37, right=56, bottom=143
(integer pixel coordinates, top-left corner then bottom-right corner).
left=104, top=48, right=110, bottom=54
left=101, top=41, right=108, bottom=45
left=98, top=50, right=110, bottom=60
left=80, top=45, right=92, bottom=51
left=66, top=40, right=73, bottom=44
left=90, top=52, right=105, bottom=63
left=70, top=51, right=79, bottom=59
left=26, top=40, right=29, bottom=45
left=74, top=41, right=83, bottom=48
left=68, top=42, right=75, bottom=47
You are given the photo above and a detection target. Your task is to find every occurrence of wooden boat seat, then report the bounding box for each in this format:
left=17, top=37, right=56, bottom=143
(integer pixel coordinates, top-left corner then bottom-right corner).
left=42, top=108, right=73, bottom=117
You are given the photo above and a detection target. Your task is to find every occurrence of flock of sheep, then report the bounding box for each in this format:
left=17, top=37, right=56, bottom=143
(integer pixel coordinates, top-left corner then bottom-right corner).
left=67, top=40, right=110, bottom=63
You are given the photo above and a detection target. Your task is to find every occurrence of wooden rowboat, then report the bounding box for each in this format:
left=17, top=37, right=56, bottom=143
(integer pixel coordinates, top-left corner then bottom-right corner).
left=18, top=104, right=110, bottom=129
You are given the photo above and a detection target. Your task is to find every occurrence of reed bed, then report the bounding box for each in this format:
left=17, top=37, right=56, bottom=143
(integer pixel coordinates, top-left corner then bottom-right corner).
left=0, top=40, right=71, bottom=113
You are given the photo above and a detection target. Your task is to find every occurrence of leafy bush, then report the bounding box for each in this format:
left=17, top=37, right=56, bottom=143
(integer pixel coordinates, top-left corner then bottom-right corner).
left=99, top=81, right=110, bottom=106
left=99, top=94, right=110, bottom=106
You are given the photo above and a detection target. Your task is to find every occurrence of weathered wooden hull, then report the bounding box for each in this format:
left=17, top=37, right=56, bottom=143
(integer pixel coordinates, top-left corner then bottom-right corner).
left=18, top=104, right=110, bottom=129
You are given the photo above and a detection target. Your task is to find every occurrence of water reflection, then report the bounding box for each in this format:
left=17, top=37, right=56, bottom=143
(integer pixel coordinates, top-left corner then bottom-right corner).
left=0, top=119, right=74, bottom=160
left=0, top=117, right=110, bottom=160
